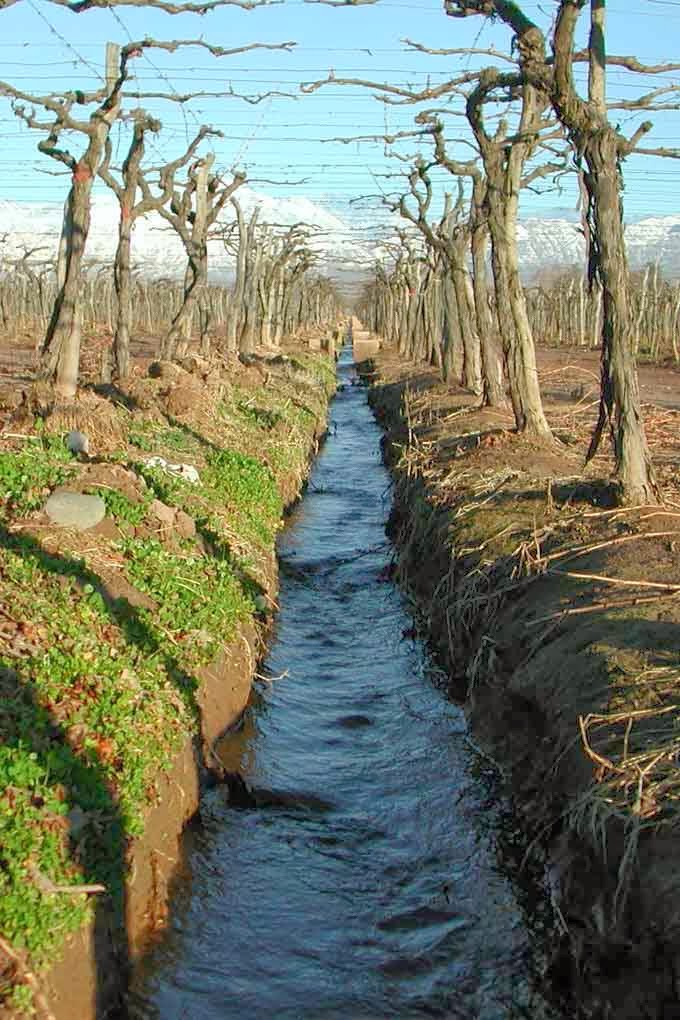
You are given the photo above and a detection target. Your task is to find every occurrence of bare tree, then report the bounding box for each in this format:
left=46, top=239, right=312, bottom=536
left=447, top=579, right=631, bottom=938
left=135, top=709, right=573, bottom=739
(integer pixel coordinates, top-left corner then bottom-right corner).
left=304, top=57, right=562, bottom=435
left=158, top=157, right=246, bottom=360
left=2, top=43, right=134, bottom=398
left=1, top=28, right=295, bottom=397
left=393, top=166, right=479, bottom=391
left=99, top=116, right=220, bottom=378
left=462, top=70, right=564, bottom=438
left=419, top=116, right=505, bottom=406
left=444, top=0, right=680, bottom=501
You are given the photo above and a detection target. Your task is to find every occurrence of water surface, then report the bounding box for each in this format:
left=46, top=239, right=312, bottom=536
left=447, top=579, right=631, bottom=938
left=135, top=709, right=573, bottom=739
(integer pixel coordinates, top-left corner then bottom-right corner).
left=130, top=343, right=560, bottom=1020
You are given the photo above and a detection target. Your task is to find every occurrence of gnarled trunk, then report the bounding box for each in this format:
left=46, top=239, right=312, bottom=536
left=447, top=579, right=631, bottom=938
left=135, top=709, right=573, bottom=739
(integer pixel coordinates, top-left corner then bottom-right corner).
left=39, top=175, right=92, bottom=399
left=162, top=246, right=207, bottom=360
left=112, top=211, right=133, bottom=380
left=485, top=159, right=551, bottom=437
left=470, top=187, right=505, bottom=406
left=582, top=130, right=656, bottom=503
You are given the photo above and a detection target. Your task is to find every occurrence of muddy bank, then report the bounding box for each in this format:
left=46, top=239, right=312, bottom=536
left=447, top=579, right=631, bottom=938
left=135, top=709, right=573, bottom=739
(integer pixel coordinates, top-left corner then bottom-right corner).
left=0, top=342, right=336, bottom=1018
left=365, top=345, right=680, bottom=1019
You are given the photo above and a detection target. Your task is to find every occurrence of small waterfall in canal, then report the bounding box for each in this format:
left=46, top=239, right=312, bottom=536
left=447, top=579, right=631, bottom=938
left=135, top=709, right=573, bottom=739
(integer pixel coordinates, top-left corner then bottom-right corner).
left=130, top=342, right=564, bottom=1020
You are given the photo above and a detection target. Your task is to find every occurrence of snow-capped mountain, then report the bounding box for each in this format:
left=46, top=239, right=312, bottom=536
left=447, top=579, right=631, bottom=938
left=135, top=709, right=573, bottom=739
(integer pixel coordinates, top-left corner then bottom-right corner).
left=519, top=215, right=680, bottom=278
left=2, top=194, right=680, bottom=281
left=0, top=190, right=378, bottom=280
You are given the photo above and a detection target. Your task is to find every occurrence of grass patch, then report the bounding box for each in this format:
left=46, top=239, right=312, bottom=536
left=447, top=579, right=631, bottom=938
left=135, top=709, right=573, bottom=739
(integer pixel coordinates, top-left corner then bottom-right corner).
left=203, top=449, right=282, bottom=547
left=136, top=445, right=283, bottom=551
left=129, top=421, right=201, bottom=458
left=218, top=385, right=324, bottom=485
left=0, top=436, right=75, bottom=518
left=94, top=487, right=149, bottom=526
left=0, top=532, right=190, bottom=989
left=121, top=537, right=254, bottom=673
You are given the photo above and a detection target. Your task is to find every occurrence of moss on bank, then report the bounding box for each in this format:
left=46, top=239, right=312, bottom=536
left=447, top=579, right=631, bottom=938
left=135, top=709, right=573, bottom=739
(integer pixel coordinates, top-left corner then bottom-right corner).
left=0, top=348, right=335, bottom=1014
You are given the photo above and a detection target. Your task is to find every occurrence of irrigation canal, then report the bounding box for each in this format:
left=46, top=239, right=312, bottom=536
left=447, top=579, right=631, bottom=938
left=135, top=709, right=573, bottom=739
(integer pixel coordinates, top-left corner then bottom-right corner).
left=130, top=341, right=564, bottom=1020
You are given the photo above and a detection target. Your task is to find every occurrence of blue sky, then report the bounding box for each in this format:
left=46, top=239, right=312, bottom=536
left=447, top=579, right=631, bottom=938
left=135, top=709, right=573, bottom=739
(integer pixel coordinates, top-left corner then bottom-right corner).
left=1, top=0, right=679, bottom=240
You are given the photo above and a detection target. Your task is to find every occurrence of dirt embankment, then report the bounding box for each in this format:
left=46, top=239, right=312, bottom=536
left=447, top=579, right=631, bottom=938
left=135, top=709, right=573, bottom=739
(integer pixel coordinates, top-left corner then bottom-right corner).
left=0, top=342, right=337, bottom=1019
left=366, top=344, right=680, bottom=1020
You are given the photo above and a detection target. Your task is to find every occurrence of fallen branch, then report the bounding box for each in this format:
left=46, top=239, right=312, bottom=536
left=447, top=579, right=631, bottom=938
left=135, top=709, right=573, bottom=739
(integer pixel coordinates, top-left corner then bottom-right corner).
left=550, top=567, right=680, bottom=591
left=27, top=862, right=106, bottom=895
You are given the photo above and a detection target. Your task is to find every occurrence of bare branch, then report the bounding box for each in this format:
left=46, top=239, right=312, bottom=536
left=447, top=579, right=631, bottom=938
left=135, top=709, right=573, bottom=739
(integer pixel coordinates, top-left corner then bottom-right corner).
left=120, top=38, right=296, bottom=59
left=617, top=119, right=653, bottom=156
left=301, top=71, right=479, bottom=104
left=303, top=0, right=378, bottom=6
left=247, top=176, right=311, bottom=185
left=520, top=158, right=568, bottom=189
left=8, top=0, right=285, bottom=12
left=402, top=37, right=517, bottom=64
left=596, top=52, right=680, bottom=76
left=126, top=87, right=297, bottom=104
left=444, top=0, right=539, bottom=39
left=607, top=84, right=680, bottom=113
left=633, top=146, right=680, bottom=160
left=321, top=128, right=434, bottom=145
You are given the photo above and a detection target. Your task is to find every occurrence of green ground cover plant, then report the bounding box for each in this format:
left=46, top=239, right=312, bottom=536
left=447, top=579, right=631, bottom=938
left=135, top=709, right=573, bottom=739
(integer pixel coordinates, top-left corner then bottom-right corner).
left=0, top=350, right=334, bottom=1014
left=0, top=435, right=75, bottom=518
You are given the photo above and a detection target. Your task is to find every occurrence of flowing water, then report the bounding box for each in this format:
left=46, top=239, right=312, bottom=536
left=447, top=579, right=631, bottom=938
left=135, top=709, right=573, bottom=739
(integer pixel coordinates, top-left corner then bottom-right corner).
left=130, top=344, right=563, bottom=1020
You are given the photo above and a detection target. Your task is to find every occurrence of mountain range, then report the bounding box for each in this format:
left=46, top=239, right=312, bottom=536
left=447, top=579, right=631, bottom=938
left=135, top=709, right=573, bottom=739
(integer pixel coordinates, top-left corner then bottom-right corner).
left=2, top=193, right=680, bottom=286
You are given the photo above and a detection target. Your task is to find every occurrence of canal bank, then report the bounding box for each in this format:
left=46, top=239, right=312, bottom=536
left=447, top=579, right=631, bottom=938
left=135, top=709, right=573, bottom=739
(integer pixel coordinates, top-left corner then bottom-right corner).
left=0, top=343, right=336, bottom=1019
left=129, top=336, right=565, bottom=1020
left=365, top=341, right=680, bottom=1019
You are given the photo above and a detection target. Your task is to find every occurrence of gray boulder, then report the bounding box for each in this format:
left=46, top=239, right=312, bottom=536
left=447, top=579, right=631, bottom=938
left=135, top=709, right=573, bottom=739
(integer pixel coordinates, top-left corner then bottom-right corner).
left=45, top=490, right=106, bottom=531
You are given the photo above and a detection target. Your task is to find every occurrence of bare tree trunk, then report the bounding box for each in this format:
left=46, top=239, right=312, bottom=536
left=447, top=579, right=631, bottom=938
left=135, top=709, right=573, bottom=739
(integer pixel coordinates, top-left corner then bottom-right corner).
left=485, top=156, right=551, bottom=436
left=550, top=0, right=657, bottom=502
left=39, top=181, right=90, bottom=398
left=163, top=156, right=212, bottom=360
left=451, top=257, right=482, bottom=395
left=466, top=76, right=552, bottom=439
left=240, top=236, right=263, bottom=353
left=38, top=42, right=122, bottom=399
left=470, top=191, right=505, bottom=406
left=442, top=271, right=464, bottom=382
left=581, top=133, right=656, bottom=502
left=112, top=214, right=133, bottom=379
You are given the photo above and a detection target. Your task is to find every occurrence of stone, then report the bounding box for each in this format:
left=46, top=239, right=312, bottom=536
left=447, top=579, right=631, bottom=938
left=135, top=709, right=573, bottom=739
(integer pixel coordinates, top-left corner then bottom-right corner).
left=66, top=430, right=90, bottom=456
left=44, top=490, right=106, bottom=531
left=148, top=499, right=176, bottom=529
left=174, top=509, right=196, bottom=540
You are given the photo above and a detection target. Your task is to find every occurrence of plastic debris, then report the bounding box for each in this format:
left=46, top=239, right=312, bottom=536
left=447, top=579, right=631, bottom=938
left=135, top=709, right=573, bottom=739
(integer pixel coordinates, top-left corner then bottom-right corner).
left=144, top=455, right=200, bottom=485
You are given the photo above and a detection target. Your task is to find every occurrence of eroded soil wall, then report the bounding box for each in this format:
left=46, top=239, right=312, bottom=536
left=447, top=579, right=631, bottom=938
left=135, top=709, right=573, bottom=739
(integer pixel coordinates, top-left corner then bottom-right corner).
left=366, top=347, right=680, bottom=1020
